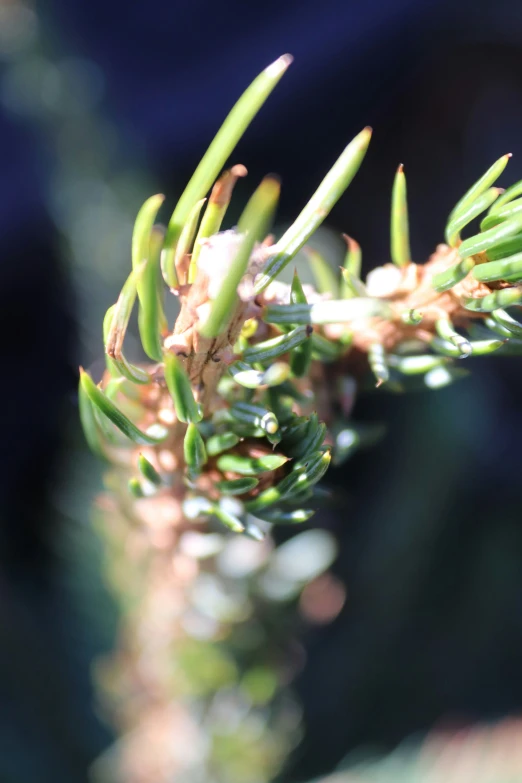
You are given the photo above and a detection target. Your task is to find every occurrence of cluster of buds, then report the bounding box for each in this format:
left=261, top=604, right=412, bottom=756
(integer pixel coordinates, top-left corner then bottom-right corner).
left=78, top=54, right=522, bottom=781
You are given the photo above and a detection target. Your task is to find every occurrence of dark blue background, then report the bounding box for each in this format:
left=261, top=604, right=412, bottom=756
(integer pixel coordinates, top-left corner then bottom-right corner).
left=2, top=0, right=522, bottom=780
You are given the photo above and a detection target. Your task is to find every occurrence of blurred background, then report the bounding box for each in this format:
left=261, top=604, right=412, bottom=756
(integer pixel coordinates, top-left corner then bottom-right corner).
left=2, top=0, right=522, bottom=780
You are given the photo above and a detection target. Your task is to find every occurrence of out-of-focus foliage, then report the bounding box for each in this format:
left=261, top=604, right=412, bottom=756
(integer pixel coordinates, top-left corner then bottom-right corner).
left=313, top=718, right=522, bottom=782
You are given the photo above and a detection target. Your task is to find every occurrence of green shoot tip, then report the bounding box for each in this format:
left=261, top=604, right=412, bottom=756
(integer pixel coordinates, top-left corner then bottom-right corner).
left=267, top=54, right=294, bottom=74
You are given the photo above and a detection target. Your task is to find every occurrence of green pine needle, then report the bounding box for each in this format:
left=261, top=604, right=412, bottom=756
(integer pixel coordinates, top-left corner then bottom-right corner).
left=448, top=153, right=511, bottom=224
left=79, top=369, right=168, bottom=445
left=199, top=176, right=280, bottom=337
left=254, top=127, right=372, bottom=293
left=162, top=55, right=292, bottom=283
left=390, top=164, right=411, bottom=267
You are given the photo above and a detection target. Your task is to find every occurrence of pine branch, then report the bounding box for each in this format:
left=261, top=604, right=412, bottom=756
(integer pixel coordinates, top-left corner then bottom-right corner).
left=78, top=55, right=522, bottom=782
